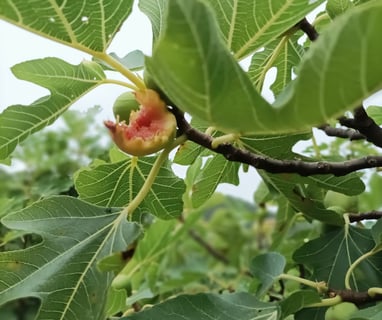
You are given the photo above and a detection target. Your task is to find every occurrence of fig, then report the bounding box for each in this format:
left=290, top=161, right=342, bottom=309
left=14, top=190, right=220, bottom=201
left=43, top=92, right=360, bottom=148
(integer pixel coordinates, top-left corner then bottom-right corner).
left=105, top=89, right=177, bottom=156
left=113, top=92, right=140, bottom=122
left=324, top=191, right=358, bottom=213
left=324, top=302, right=358, bottom=320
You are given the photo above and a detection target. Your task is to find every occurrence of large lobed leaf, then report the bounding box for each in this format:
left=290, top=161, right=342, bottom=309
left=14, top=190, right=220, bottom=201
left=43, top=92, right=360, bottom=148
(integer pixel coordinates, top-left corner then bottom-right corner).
left=139, top=0, right=167, bottom=42
left=145, top=0, right=275, bottom=134
left=121, top=292, right=280, bottom=320
left=204, top=0, right=324, bottom=59
left=0, top=58, right=105, bottom=160
left=248, top=32, right=305, bottom=96
left=75, top=156, right=185, bottom=219
left=148, top=0, right=382, bottom=134
left=0, top=0, right=133, bottom=53
left=294, top=226, right=382, bottom=290
left=241, top=132, right=364, bottom=225
left=0, top=196, right=141, bottom=320
left=274, top=0, right=382, bottom=132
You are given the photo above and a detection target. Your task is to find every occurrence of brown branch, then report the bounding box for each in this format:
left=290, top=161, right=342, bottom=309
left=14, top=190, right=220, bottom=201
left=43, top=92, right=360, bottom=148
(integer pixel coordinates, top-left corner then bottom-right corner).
left=188, top=229, right=229, bottom=264
left=178, top=215, right=229, bottom=264
left=349, top=211, right=382, bottom=222
left=329, top=288, right=382, bottom=305
left=297, top=18, right=319, bottom=41
left=317, top=124, right=365, bottom=141
left=339, top=106, right=382, bottom=148
left=172, top=107, right=382, bottom=176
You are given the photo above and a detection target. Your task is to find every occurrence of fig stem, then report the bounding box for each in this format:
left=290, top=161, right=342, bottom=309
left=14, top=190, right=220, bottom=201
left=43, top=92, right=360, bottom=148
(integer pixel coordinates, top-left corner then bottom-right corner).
left=102, top=79, right=138, bottom=90
left=211, top=133, right=240, bottom=149
left=306, top=295, right=342, bottom=308
left=368, top=287, right=382, bottom=297
left=278, top=273, right=328, bottom=293
left=95, top=52, right=146, bottom=90
left=122, top=134, right=188, bottom=217
left=345, top=245, right=382, bottom=289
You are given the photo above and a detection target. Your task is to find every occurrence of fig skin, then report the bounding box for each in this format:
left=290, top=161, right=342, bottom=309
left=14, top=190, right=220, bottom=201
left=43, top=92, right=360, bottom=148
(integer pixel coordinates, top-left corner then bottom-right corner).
left=105, top=89, right=177, bottom=156
left=324, top=302, right=358, bottom=320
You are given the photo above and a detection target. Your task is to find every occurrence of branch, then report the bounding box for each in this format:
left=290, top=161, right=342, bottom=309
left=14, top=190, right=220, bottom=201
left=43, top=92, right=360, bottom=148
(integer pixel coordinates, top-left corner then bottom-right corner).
left=172, top=107, right=382, bottom=176
left=188, top=229, right=229, bottom=264
left=178, top=215, right=229, bottom=264
left=339, top=106, right=382, bottom=148
left=349, top=211, right=382, bottom=222
left=329, top=288, right=382, bottom=305
left=317, top=124, right=365, bottom=141
left=297, top=18, right=319, bottom=41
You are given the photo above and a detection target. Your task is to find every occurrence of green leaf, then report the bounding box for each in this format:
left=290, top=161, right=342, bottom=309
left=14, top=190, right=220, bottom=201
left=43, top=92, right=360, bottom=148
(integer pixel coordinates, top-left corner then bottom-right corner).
left=358, top=173, right=382, bottom=212
left=327, top=0, right=353, bottom=19
left=146, top=0, right=275, bottom=134
left=0, top=196, right=141, bottom=320
left=366, top=106, right=382, bottom=125
left=240, top=132, right=311, bottom=158
left=0, top=58, right=105, bottom=159
left=75, top=157, right=185, bottom=219
left=0, top=0, right=134, bottom=53
left=241, top=132, right=362, bottom=224
left=371, top=219, right=382, bottom=245
left=349, top=304, right=382, bottom=320
left=293, top=226, right=382, bottom=290
left=295, top=307, right=326, bottom=320
left=147, top=1, right=382, bottom=135
left=96, top=50, right=145, bottom=71
left=139, top=0, right=168, bottom=42
left=280, top=290, right=321, bottom=317
left=191, top=154, right=240, bottom=208
left=105, top=287, right=128, bottom=318
left=248, top=32, right=305, bottom=95
left=204, top=0, right=324, bottom=59
left=274, top=2, right=382, bottom=132
left=250, top=252, right=286, bottom=297
left=112, top=219, right=177, bottom=290
left=121, top=292, right=280, bottom=320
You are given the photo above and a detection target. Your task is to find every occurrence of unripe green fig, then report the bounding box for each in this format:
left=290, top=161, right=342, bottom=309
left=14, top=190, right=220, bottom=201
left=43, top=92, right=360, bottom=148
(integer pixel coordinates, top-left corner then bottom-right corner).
left=113, top=92, right=140, bottom=122
left=324, top=191, right=358, bottom=213
left=325, top=302, right=358, bottom=320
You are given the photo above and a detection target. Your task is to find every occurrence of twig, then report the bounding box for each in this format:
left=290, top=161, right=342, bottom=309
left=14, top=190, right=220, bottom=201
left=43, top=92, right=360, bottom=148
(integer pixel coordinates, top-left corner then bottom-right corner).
left=178, top=214, right=229, bottom=264
left=188, top=229, right=229, bottom=264
left=172, top=107, right=382, bottom=176
left=348, top=211, right=382, bottom=222
left=329, top=288, right=382, bottom=305
left=339, top=106, right=382, bottom=148
left=297, top=18, right=319, bottom=41
left=317, top=124, right=365, bottom=140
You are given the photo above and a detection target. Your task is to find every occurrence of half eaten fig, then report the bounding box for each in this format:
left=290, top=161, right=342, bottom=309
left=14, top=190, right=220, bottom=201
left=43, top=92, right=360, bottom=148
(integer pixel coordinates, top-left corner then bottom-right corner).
left=105, top=89, right=177, bottom=156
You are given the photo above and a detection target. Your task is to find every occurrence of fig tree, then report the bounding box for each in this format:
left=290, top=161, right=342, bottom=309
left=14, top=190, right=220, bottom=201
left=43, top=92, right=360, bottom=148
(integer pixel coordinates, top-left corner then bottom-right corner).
left=105, top=89, right=177, bottom=156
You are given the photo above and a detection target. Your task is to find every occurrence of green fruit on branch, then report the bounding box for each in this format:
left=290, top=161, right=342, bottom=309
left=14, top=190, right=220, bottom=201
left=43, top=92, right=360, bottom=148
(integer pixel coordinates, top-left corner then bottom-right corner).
left=105, top=89, right=177, bottom=156
left=113, top=92, right=140, bottom=122
left=324, top=302, right=358, bottom=320
left=324, top=191, right=358, bottom=213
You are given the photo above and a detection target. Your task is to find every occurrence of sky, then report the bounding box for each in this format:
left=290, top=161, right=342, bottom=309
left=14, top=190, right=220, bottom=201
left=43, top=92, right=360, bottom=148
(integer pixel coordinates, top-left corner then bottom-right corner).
left=0, top=3, right=381, bottom=202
